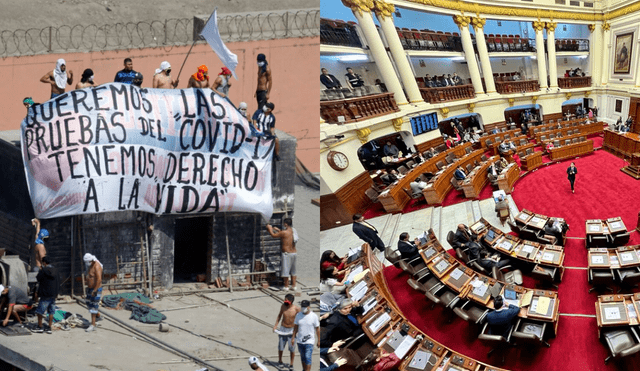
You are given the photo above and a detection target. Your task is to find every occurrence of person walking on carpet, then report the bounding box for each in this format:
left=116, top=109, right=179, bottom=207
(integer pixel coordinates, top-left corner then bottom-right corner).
left=567, top=162, right=578, bottom=194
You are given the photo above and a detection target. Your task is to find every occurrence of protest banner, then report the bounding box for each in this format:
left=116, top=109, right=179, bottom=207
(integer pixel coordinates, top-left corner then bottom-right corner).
left=20, top=83, right=274, bottom=221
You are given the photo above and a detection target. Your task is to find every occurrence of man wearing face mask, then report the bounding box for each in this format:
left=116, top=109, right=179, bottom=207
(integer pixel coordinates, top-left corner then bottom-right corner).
left=40, top=58, right=74, bottom=99
left=187, top=64, right=210, bottom=89
left=238, top=102, right=248, bottom=118
left=274, top=293, right=300, bottom=368
left=292, top=300, right=320, bottom=371
left=252, top=102, right=280, bottom=160
left=31, top=218, right=49, bottom=272
left=23, top=97, right=39, bottom=114
left=255, top=54, right=272, bottom=109
left=153, top=61, right=179, bottom=89
left=83, top=253, right=103, bottom=332
left=75, top=69, right=95, bottom=89
left=211, top=67, right=233, bottom=98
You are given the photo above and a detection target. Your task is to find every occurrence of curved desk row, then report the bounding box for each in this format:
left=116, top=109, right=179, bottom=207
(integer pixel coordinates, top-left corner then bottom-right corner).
left=422, top=149, right=485, bottom=205
left=496, top=162, right=521, bottom=194
left=533, top=121, right=603, bottom=143
left=341, top=243, right=511, bottom=371
left=479, top=129, right=520, bottom=149
left=548, top=139, right=594, bottom=161
left=518, top=150, right=543, bottom=171
left=377, top=142, right=473, bottom=213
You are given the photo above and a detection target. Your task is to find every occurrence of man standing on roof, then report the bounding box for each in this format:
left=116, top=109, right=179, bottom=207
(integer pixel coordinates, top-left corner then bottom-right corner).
left=187, top=65, right=211, bottom=89
left=114, top=58, right=137, bottom=84
left=153, top=61, right=179, bottom=89
left=40, top=59, right=73, bottom=99
left=255, top=54, right=272, bottom=109
left=31, top=218, right=48, bottom=272
left=83, top=253, right=103, bottom=332
left=211, top=67, right=233, bottom=98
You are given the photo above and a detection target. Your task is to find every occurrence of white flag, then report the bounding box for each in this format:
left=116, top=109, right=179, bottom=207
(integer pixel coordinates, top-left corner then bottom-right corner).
left=200, top=8, right=238, bottom=79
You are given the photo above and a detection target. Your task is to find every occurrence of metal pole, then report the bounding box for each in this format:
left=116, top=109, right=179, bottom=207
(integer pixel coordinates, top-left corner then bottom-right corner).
left=251, top=214, right=257, bottom=284
left=144, top=219, right=153, bottom=296
left=70, top=217, right=76, bottom=296
left=48, top=26, right=52, bottom=52
left=224, top=214, right=233, bottom=292
left=139, top=228, right=148, bottom=296
left=78, top=217, right=87, bottom=296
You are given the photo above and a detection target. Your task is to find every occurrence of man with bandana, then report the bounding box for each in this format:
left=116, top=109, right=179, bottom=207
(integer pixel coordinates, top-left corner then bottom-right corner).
left=274, top=293, right=300, bottom=368
left=75, top=69, right=95, bottom=89
left=31, top=218, right=49, bottom=272
left=187, top=64, right=210, bottom=89
left=248, top=357, right=270, bottom=371
left=113, top=58, right=137, bottom=84
left=255, top=53, right=272, bottom=109
left=23, top=97, right=38, bottom=114
left=153, top=61, right=179, bottom=89
left=211, top=67, right=233, bottom=98
left=83, top=253, right=103, bottom=332
left=39, top=58, right=74, bottom=99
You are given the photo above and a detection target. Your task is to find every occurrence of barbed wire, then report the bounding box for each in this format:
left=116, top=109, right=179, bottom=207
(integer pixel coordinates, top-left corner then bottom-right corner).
left=0, top=9, right=319, bottom=57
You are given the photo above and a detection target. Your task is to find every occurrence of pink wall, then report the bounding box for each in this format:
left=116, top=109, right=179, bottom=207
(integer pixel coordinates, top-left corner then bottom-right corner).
left=0, top=37, right=320, bottom=172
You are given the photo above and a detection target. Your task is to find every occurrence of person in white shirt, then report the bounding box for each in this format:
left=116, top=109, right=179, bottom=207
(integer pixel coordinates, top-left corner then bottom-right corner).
left=410, top=177, right=427, bottom=195
left=292, top=300, right=320, bottom=371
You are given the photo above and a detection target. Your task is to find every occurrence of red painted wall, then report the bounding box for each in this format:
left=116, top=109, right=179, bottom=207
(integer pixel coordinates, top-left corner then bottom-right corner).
left=0, top=37, right=319, bottom=172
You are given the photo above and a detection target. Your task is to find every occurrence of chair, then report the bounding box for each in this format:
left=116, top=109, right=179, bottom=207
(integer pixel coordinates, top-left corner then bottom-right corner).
left=450, top=177, right=463, bottom=192
left=384, top=246, right=403, bottom=268
left=587, top=234, right=611, bottom=248
left=553, top=140, right=560, bottom=147
left=510, top=318, right=550, bottom=347
left=425, top=285, right=460, bottom=311
left=486, top=138, right=493, bottom=147
left=572, top=138, right=578, bottom=143
left=466, top=164, right=474, bottom=174
left=526, top=148, right=534, bottom=155
left=406, top=160, right=416, bottom=168
left=477, top=321, right=512, bottom=363
left=447, top=231, right=458, bottom=250
left=602, top=327, right=640, bottom=364
left=398, top=165, right=409, bottom=175
left=519, top=227, right=539, bottom=241
left=564, top=139, right=571, bottom=145
left=365, top=187, right=380, bottom=204
left=453, top=300, right=489, bottom=324
left=508, top=220, right=522, bottom=235
left=403, top=187, right=423, bottom=202
left=588, top=268, right=615, bottom=293
left=616, top=266, right=640, bottom=293
left=407, top=278, right=427, bottom=294
left=436, top=161, right=445, bottom=170
left=540, top=135, right=547, bottom=141
left=610, top=232, right=631, bottom=247
left=580, top=136, right=586, bottom=141
left=481, top=154, right=489, bottom=162
left=531, top=264, right=559, bottom=289
left=492, top=265, right=523, bottom=286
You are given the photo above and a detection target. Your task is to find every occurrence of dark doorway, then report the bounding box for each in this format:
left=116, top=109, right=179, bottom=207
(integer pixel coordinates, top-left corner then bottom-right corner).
left=174, top=216, right=210, bottom=282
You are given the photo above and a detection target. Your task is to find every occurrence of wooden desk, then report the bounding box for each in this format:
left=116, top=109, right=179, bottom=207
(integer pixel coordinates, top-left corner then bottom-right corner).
left=491, top=135, right=528, bottom=156
left=422, top=149, right=484, bottom=205
left=378, top=142, right=472, bottom=212
left=461, top=156, right=498, bottom=198
left=548, top=139, right=594, bottom=161
left=603, top=130, right=640, bottom=179
left=479, top=129, right=520, bottom=149
left=595, top=293, right=640, bottom=337
left=588, top=246, right=640, bottom=270
left=586, top=218, right=627, bottom=240
left=497, top=162, right=521, bottom=193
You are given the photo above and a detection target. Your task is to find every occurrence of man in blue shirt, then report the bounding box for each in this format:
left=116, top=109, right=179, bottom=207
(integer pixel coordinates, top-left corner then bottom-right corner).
left=114, top=58, right=137, bottom=84
left=485, top=295, right=520, bottom=338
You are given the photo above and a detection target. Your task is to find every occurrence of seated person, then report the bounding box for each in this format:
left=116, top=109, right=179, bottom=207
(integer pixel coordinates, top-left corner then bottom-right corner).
left=320, top=267, right=349, bottom=294
left=321, top=250, right=347, bottom=275
left=320, top=68, right=342, bottom=89
left=379, top=169, right=398, bottom=186
left=545, top=141, right=555, bottom=152
left=410, top=177, right=427, bottom=195
left=478, top=249, right=511, bottom=271
left=445, top=136, right=454, bottom=149
left=453, top=167, right=467, bottom=183
left=497, top=157, right=509, bottom=170
left=466, top=234, right=484, bottom=261
left=319, top=292, right=345, bottom=318
left=520, top=122, right=528, bottom=135
left=544, top=219, right=564, bottom=244
left=413, top=152, right=426, bottom=164
left=424, top=147, right=437, bottom=159
left=485, top=295, right=520, bottom=338
left=0, top=285, right=32, bottom=327
left=451, top=72, right=462, bottom=86
left=320, top=340, right=348, bottom=371
left=320, top=299, right=365, bottom=348
left=487, top=162, right=499, bottom=182
left=508, top=141, right=516, bottom=150
left=425, top=74, right=436, bottom=88
left=359, top=348, right=402, bottom=371
left=498, top=141, right=511, bottom=155
left=383, top=142, right=399, bottom=157
left=472, top=131, right=481, bottom=142
left=397, top=232, right=422, bottom=265
left=453, top=224, right=475, bottom=249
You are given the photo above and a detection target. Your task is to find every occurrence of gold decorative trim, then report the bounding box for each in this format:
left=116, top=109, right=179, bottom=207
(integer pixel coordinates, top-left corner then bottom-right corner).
left=531, top=96, right=538, bottom=104
left=342, top=0, right=374, bottom=15
left=588, top=24, right=596, bottom=33
left=392, top=117, right=404, bottom=131
left=565, top=92, right=572, bottom=100
left=373, top=0, right=395, bottom=20
left=508, top=98, right=515, bottom=107
left=453, top=14, right=471, bottom=28
left=467, top=103, right=475, bottom=112
left=471, top=17, right=486, bottom=30
left=356, top=127, right=372, bottom=143
left=546, top=21, right=557, bottom=32
left=410, top=99, right=425, bottom=103
left=440, top=107, right=450, bottom=118
left=584, top=91, right=590, bottom=97
left=532, top=20, right=545, bottom=32
left=397, top=102, right=409, bottom=105
left=602, top=21, right=611, bottom=31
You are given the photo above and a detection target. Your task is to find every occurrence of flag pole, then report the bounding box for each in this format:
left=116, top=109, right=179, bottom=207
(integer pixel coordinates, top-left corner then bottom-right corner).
left=176, top=7, right=217, bottom=82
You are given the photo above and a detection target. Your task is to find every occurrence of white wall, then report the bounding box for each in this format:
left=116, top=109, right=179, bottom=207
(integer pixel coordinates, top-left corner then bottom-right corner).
left=320, top=58, right=380, bottom=88
left=410, top=57, right=469, bottom=81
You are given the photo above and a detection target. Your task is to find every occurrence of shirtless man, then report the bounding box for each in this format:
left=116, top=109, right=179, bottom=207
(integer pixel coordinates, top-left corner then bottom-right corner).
left=187, top=65, right=210, bottom=89
left=266, top=218, right=297, bottom=291
left=83, top=253, right=103, bottom=332
left=75, top=68, right=95, bottom=90
left=254, top=54, right=272, bottom=109
left=152, top=61, right=179, bottom=89
left=40, top=59, right=73, bottom=99
left=31, top=218, right=48, bottom=272
left=211, top=67, right=233, bottom=98
left=274, top=293, right=301, bottom=367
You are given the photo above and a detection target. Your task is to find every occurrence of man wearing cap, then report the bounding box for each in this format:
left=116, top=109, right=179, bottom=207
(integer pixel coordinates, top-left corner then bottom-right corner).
left=153, top=61, right=179, bottom=89
left=255, top=53, right=272, bottom=110
left=211, top=67, right=233, bottom=98
left=0, top=286, right=32, bottom=327
left=274, top=293, right=300, bottom=368
left=187, top=65, right=211, bottom=89
left=83, top=253, right=103, bottom=332
left=31, top=218, right=48, bottom=272
left=292, top=300, right=320, bottom=371
left=248, top=356, right=270, bottom=371
left=34, top=256, right=59, bottom=334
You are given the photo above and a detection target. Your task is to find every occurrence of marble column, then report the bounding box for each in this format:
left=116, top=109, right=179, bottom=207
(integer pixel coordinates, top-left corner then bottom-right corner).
left=601, top=22, right=611, bottom=86
left=472, top=17, right=497, bottom=94
left=588, top=24, right=600, bottom=87
left=454, top=15, right=484, bottom=94
left=546, top=22, right=558, bottom=88
left=533, top=20, right=548, bottom=88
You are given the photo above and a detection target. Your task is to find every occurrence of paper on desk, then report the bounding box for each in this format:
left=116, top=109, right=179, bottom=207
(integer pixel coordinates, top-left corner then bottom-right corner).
left=470, top=278, right=483, bottom=288
left=499, top=241, right=513, bottom=250
left=629, top=304, right=637, bottom=319
left=473, top=284, right=488, bottom=297
left=610, top=256, right=619, bottom=265
left=369, top=312, right=391, bottom=333
left=610, top=221, right=622, bottom=229
left=521, top=291, right=534, bottom=307
left=621, top=252, right=635, bottom=262
left=449, top=268, right=464, bottom=280
left=536, top=297, right=551, bottom=315
left=588, top=225, right=600, bottom=232
left=505, top=298, right=520, bottom=307
left=362, top=297, right=377, bottom=315
left=521, top=244, right=535, bottom=254
left=393, top=336, right=417, bottom=359
left=591, top=255, right=605, bottom=264
left=530, top=216, right=541, bottom=223
left=604, top=306, right=621, bottom=320
left=530, top=298, right=538, bottom=312
left=409, top=350, right=431, bottom=370
left=346, top=265, right=364, bottom=282
left=435, top=260, right=449, bottom=273
left=349, top=280, right=368, bottom=302
left=542, top=252, right=555, bottom=262
left=352, top=268, right=370, bottom=283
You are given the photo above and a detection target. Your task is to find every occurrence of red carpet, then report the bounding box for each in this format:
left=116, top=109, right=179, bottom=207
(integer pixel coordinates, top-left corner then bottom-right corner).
left=511, top=150, right=640, bottom=237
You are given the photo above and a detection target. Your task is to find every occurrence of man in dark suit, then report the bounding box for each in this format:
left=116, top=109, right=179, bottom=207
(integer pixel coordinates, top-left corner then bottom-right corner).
left=352, top=214, right=386, bottom=252
left=485, top=296, right=520, bottom=337
left=379, top=169, right=398, bottom=186
left=567, top=162, right=577, bottom=194
left=478, top=250, right=511, bottom=271
left=453, top=224, right=474, bottom=249
left=425, top=74, right=436, bottom=88
left=397, top=232, right=421, bottom=266
left=451, top=72, right=462, bottom=86
left=320, top=68, right=342, bottom=89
